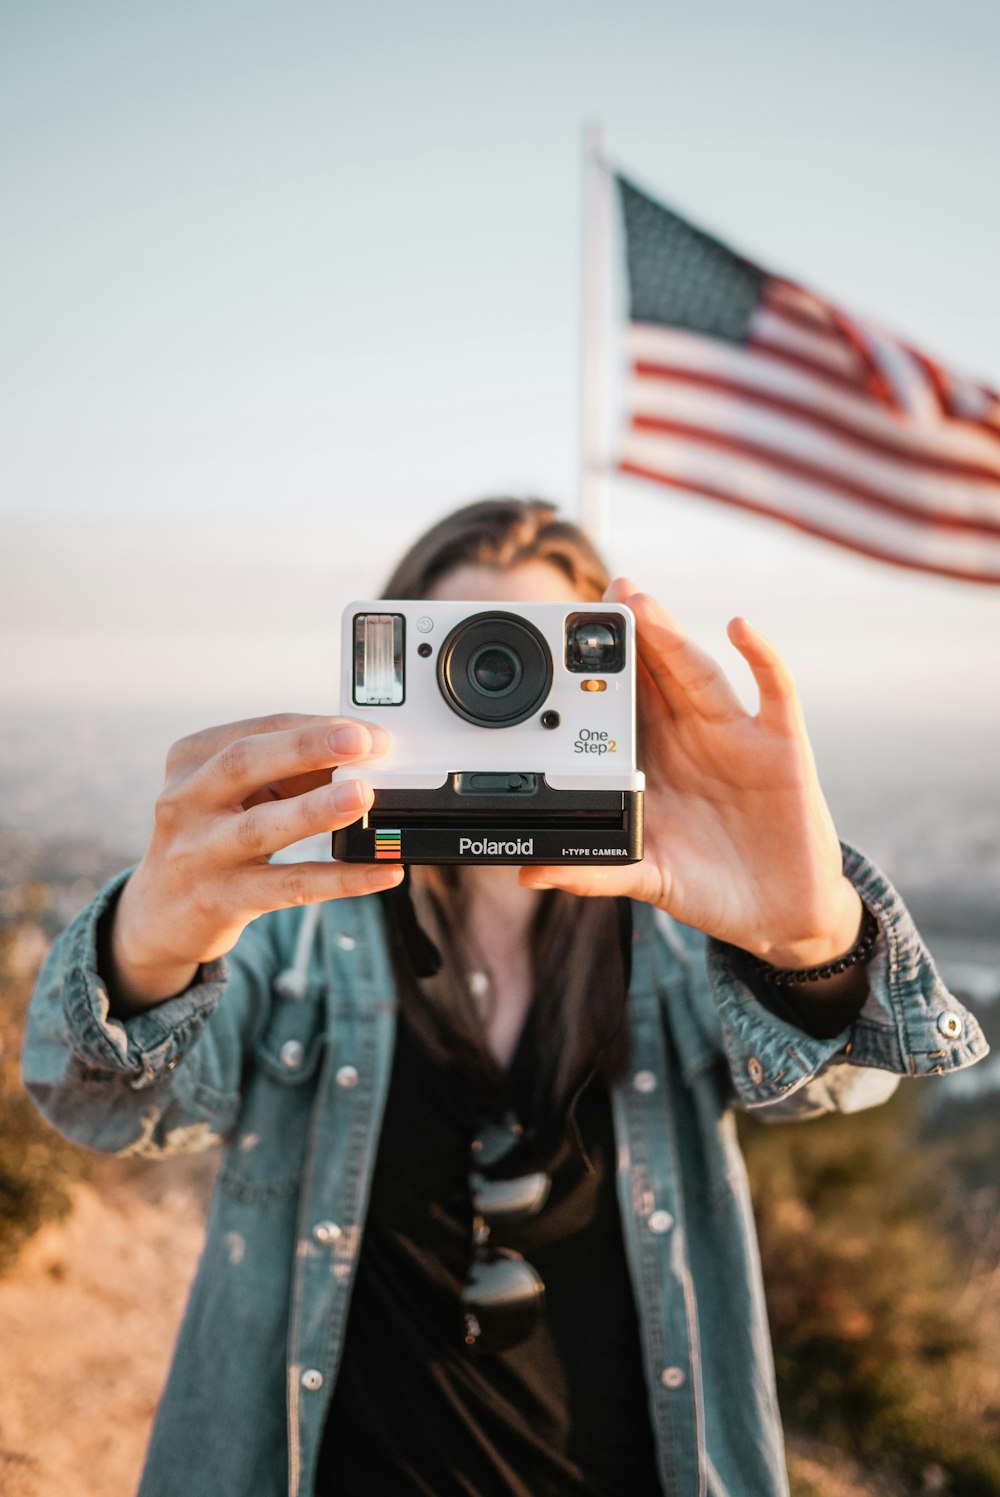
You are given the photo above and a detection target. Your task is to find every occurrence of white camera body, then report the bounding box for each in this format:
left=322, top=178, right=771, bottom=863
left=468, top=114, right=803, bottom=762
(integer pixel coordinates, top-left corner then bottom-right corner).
left=331, top=599, right=644, bottom=865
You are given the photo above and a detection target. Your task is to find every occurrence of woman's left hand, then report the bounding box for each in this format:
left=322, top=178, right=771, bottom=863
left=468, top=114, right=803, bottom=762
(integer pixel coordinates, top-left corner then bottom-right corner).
left=519, top=579, right=863, bottom=968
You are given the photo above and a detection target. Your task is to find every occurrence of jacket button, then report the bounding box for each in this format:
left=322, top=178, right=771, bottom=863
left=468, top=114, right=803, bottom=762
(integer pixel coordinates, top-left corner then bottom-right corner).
left=660, top=1366, right=686, bottom=1389
left=747, top=1056, right=764, bottom=1085
left=301, top=1368, right=324, bottom=1392
left=336, top=1065, right=359, bottom=1089
left=936, top=1012, right=963, bottom=1040
left=274, top=968, right=309, bottom=1000
left=336, top=932, right=356, bottom=951
left=632, top=1070, right=657, bottom=1094
left=649, top=1210, right=674, bottom=1234
left=312, top=1221, right=342, bottom=1246
left=280, top=1040, right=305, bottom=1071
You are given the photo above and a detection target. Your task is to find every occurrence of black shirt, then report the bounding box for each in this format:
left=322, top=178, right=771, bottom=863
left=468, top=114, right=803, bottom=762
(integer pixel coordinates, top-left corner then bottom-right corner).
left=315, top=985, right=663, bottom=1497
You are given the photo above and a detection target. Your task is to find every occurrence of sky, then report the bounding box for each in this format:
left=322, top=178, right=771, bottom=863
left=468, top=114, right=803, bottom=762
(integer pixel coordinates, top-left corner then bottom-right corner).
left=2, top=0, right=999, bottom=749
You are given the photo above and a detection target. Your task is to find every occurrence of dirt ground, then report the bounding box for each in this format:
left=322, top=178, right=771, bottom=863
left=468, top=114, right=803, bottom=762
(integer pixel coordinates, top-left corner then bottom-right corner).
left=0, top=1157, right=912, bottom=1497
left=0, top=1154, right=217, bottom=1497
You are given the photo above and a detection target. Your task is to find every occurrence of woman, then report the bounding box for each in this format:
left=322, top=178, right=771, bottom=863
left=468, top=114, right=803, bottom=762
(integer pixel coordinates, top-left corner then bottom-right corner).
left=23, top=498, right=988, bottom=1497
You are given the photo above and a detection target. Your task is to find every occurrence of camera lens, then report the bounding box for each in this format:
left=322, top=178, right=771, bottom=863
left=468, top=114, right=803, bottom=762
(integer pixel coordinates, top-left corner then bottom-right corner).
left=565, top=613, right=625, bottom=674
left=469, top=644, right=522, bottom=696
left=438, top=613, right=553, bottom=728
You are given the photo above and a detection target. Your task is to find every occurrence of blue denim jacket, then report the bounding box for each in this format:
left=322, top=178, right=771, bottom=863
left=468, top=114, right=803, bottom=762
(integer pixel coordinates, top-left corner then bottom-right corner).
left=22, top=844, right=989, bottom=1497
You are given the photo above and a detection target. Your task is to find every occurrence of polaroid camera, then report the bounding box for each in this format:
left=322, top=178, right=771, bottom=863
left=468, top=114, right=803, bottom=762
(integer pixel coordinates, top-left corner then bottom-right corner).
left=331, top=601, right=644, bottom=865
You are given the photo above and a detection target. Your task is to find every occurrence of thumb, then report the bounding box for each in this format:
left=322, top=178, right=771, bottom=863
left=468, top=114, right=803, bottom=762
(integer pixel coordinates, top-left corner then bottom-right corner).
left=519, top=863, right=648, bottom=901
left=603, top=576, right=641, bottom=604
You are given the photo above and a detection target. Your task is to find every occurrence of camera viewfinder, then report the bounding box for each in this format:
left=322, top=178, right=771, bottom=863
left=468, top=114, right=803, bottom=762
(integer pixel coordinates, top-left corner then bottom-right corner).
left=565, top=614, right=625, bottom=674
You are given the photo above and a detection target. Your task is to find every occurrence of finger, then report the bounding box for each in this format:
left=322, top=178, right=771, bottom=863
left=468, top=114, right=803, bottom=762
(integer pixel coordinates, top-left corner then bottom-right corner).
left=726, top=617, right=803, bottom=731
left=245, top=858, right=405, bottom=914
left=603, top=575, right=641, bottom=604
left=604, top=579, right=676, bottom=735
left=602, top=578, right=683, bottom=726
left=519, top=864, right=634, bottom=898
left=189, top=718, right=391, bottom=810
left=630, top=650, right=677, bottom=771
left=603, top=579, right=677, bottom=736
left=242, top=768, right=336, bottom=810
left=168, top=713, right=340, bottom=775
left=519, top=859, right=664, bottom=904
left=214, top=777, right=377, bottom=865
left=629, top=593, right=744, bottom=723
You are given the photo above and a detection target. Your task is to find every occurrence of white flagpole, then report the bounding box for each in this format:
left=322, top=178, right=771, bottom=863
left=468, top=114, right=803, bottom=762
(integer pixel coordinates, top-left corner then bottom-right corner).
left=579, top=121, right=613, bottom=555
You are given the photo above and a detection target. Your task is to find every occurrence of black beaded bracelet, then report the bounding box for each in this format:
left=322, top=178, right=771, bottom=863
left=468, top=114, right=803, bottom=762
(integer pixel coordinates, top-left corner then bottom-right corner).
left=745, top=904, right=880, bottom=988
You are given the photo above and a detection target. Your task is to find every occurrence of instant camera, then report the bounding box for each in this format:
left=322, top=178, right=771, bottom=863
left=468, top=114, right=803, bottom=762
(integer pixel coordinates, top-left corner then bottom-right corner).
left=330, top=601, right=644, bottom=865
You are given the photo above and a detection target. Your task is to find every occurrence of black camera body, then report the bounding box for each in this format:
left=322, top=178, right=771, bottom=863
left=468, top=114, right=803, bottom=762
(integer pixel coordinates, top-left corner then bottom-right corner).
left=331, top=600, right=644, bottom=865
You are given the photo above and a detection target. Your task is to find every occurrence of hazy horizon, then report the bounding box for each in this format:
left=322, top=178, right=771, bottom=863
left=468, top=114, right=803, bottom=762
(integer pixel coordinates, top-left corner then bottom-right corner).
left=3, top=695, right=999, bottom=956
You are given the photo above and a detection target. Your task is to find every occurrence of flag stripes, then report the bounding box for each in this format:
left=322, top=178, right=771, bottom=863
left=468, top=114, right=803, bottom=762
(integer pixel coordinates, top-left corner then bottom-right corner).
left=621, top=440, right=1000, bottom=584
left=627, top=414, right=1000, bottom=536
left=751, top=308, right=860, bottom=379
left=617, top=174, right=1000, bottom=583
left=626, top=327, right=1000, bottom=481
left=628, top=361, right=1000, bottom=485
left=625, top=325, right=1000, bottom=473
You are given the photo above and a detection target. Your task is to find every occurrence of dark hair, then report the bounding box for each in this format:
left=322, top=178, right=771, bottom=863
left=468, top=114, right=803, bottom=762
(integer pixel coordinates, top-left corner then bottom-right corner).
left=380, top=497, right=630, bottom=1117
left=381, top=497, right=610, bottom=603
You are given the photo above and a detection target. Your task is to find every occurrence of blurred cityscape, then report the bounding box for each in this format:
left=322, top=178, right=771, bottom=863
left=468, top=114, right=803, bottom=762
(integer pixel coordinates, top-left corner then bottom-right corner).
left=4, top=700, right=999, bottom=939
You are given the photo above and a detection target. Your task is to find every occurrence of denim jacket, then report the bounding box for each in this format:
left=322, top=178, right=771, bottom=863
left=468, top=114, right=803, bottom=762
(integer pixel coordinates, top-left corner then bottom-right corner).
left=22, top=843, right=989, bottom=1497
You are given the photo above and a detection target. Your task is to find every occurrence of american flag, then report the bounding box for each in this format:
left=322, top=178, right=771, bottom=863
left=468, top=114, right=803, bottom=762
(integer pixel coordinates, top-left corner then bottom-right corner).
left=617, top=175, right=1000, bottom=585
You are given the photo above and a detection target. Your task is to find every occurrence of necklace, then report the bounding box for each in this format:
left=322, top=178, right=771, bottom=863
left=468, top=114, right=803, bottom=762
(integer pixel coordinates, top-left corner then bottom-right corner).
left=467, top=969, right=491, bottom=1000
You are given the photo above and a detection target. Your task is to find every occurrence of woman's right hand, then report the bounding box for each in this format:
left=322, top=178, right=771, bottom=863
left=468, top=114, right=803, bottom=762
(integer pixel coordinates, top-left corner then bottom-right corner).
left=108, top=713, right=400, bottom=1013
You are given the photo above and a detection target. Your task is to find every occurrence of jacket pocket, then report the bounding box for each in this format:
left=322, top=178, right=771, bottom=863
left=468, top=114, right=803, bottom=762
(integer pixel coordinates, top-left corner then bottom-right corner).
left=218, top=987, right=327, bottom=1204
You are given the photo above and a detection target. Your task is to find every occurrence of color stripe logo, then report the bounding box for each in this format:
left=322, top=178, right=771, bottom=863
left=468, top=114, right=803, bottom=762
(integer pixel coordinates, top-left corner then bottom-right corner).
left=374, top=828, right=402, bottom=860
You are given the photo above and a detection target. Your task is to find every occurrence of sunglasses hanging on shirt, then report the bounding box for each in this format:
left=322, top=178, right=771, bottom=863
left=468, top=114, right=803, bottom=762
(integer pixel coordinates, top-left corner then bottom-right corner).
left=461, top=1114, right=550, bottom=1355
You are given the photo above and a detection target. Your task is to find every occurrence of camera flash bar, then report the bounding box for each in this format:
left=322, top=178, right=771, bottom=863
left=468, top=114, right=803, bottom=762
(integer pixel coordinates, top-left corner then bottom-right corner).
left=354, top=613, right=404, bottom=705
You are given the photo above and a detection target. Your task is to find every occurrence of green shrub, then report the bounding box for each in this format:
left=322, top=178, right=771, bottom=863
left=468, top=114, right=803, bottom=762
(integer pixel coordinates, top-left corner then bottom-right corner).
left=738, top=1085, right=1000, bottom=1493
left=0, top=913, right=92, bottom=1276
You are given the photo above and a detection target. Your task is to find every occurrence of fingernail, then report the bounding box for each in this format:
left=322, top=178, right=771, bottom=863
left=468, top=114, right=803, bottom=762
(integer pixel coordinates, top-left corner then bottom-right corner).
left=366, top=866, right=404, bottom=888
left=332, top=778, right=369, bottom=812
left=329, top=725, right=370, bottom=757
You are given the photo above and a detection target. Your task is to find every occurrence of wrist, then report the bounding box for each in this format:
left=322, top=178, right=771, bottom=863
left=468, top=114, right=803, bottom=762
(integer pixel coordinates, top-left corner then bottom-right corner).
left=742, top=895, right=878, bottom=996
left=105, top=872, right=200, bottom=1015
left=743, top=881, right=864, bottom=971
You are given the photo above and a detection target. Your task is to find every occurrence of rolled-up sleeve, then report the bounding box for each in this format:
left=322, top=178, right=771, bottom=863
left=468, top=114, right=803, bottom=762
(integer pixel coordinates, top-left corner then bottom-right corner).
left=703, top=842, right=990, bottom=1120
left=22, top=870, right=276, bottom=1155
